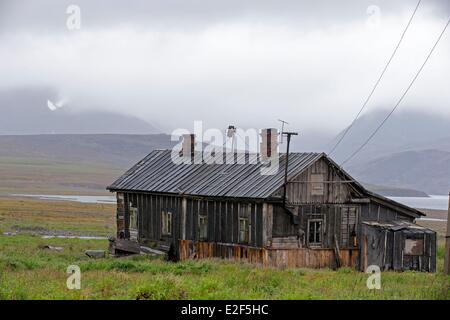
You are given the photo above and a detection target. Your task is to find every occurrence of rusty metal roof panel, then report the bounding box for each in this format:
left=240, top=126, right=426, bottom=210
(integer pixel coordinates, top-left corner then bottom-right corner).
left=108, top=150, right=323, bottom=199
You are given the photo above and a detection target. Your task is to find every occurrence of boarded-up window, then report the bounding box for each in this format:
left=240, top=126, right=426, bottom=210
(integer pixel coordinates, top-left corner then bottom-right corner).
left=239, top=217, right=250, bottom=243
left=311, top=174, right=324, bottom=195
left=404, top=238, right=424, bottom=256
left=198, top=214, right=208, bottom=240
left=161, top=211, right=172, bottom=236
left=308, top=219, right=323, bottom=246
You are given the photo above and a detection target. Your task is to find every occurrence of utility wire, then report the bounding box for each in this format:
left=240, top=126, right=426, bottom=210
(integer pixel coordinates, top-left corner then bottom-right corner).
left=340, top=17, right=450, bottom=166
left=328, top=0, right=422, bottom=156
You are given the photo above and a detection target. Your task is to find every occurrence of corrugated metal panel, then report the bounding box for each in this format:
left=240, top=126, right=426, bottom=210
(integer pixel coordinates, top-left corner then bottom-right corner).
left=108, top=150, right=323, bottom=199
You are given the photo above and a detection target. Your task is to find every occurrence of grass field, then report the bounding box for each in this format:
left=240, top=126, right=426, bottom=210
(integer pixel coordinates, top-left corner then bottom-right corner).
left=0, top=198, right=449, bottom=300
left=0, top=156, right=123, bottom=195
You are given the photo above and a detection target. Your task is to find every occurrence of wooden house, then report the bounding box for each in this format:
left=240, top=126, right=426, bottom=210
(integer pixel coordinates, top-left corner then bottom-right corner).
left=107, top=133, right=436, bottom=272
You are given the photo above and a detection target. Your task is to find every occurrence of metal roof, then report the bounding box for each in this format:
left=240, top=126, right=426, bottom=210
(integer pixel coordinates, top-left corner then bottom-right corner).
left=108, top=150, right=323, bottom=199
left=362, top=221, right=434, bottom=233
left=107, top=149, right=426, bottom=218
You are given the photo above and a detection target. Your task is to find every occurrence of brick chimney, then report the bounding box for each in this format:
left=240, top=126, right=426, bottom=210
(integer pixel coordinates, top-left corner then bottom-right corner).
left=260, top=128, right=278, bottom=160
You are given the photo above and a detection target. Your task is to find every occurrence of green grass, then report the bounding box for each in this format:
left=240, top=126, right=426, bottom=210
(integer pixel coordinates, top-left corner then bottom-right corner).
left=0, top=198, right=449, bottom=300
left=0, top=234, right=448, bottom=300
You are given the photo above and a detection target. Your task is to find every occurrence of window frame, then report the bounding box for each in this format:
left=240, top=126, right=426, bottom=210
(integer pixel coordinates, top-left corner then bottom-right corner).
left=239, top=217, right=250, bottom=244
left=129, top=201, right=138, bottom=231
left=161, top=211, right=172, bottom=236
left=307, top=218, right=323, bottom=247
left=404, top=236, right=424, bottom=256
left=198, top=214, right=208, bottom=240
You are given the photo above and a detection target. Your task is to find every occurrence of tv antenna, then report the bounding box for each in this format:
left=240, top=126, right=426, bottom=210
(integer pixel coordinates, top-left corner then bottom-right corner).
left=278, top=119, right=289, bottom=144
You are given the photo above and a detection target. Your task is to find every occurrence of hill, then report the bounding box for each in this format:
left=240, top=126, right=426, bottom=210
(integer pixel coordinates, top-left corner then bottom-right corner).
left=329, top=109, right=450, bottom=164
left=0, top=134, right=176, bottom=195
left=0, top=87, right=157, bottom=135
left=0, top=133, right=434, bottom=197
left=349, top=149, right=450, bottom=195
left=326, top=109, right=450, bottom=195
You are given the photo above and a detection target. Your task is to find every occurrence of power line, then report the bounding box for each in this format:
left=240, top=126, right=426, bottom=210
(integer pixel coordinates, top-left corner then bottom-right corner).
left=328, top=0, right=422, bottom=156
left=340, top=17, right=450, bottom=166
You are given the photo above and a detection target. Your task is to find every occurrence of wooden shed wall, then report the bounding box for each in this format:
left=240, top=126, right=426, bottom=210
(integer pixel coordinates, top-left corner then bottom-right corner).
left=179, top=240, right=358, bottom=269
left=272, top=204, right=359, bottom=250
left=122, top=192, right=182, bottom=249
left=361, top=202, right=415, bottom=223
left=360, top=224, right=436, bottom=272
left=183, top=199, right=264, bottom=247
left=283, top=158, right=355, bottom=204
left=119, top=193, right=266, bottom=252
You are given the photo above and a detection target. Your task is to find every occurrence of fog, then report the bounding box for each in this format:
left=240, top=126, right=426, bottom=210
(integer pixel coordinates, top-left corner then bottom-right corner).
left=1, top=0, right=449, bottom=133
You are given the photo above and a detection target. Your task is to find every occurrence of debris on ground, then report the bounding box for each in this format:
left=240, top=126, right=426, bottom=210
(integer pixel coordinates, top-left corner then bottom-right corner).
left=3, top=231, right=17, bottom=236
left=109, top=237, right=167, bottom=257
left=39, top=244, right=64, bottom=252
left=139, top=245, right=165, bottom=256
left=85, top=250, right=106, bottom=258
left=109, top=238, right=140, bottom=255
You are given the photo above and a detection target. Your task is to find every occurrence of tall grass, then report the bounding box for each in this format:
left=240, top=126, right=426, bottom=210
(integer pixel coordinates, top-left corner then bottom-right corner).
left=0, top=234, right=448, bottom=300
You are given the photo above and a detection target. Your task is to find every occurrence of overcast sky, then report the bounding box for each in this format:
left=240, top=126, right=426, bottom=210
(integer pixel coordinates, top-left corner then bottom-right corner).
left=1, top=0, right=449, bottom=133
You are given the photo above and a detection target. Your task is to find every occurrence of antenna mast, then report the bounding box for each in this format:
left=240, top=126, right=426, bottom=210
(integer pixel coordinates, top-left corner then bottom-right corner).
left=282, top=131, right=298, bottom=206
left=278, top=119, right=289, bottom=144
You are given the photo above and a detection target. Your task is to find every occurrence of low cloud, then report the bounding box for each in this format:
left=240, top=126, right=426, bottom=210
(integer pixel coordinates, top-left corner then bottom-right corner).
left=1, top=0, right=449, bottom=133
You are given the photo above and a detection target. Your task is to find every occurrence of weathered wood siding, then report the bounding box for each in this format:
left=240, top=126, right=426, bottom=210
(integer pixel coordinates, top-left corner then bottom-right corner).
left=272, top=204, right=359, bottom=249
left=361, top=202, right=415, bottom=223
left=283, top=158, right=356, bottom=204
left=121, top=193, right=265, bottom=257
left=361, top=224, right=436, bottom=272
left=179, top=240, right=358, bottom=269
left=183, top=199, right=264, bottom=247
left=116, top=192, right=125, bottom=238
left=122, top=193, right=182, bottom=251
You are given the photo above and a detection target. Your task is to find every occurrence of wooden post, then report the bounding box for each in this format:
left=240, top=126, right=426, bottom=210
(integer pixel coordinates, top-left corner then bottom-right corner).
left=362, top=235, right=368, bottom=272
left=333, top=233, right=342, bottom=269
left=444, top=192, right=450, bottom=275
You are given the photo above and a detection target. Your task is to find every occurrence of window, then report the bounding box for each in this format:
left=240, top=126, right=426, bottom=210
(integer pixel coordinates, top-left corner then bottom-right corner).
left=198, top=214, right=208, bottom=240
left=129, top=199, right=138, bottom=230
left=161, top=211, right=172, bottom=236
left=239, top=217, right=250, bottom=243
left=129, top=206, right=138, bottom=230
left=308, top=219, right=323, bottom=246
left=129, top=201, right=138, bottom=241
left=404, top=238, right=424, bottom=256
left=311, top=174, right=324, bottom=195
